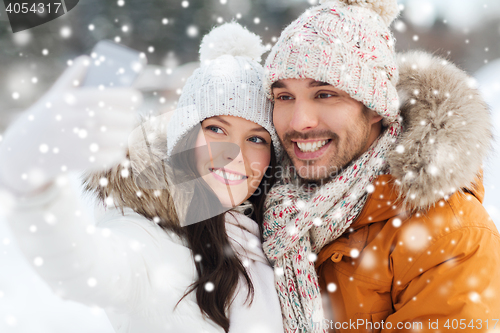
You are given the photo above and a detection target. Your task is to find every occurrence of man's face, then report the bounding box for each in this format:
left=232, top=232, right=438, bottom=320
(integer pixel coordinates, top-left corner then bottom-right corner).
left=272, top=78, right=383, bottom=181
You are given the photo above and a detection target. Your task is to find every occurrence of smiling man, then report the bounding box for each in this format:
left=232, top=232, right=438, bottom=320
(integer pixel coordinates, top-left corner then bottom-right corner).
left=261, top=0, right=500, bottom=332
left=272, top=79, right=383, bottom=181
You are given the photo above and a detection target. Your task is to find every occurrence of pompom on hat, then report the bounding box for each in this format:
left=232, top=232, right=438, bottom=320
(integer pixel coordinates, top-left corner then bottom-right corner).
left=167, top=22, right=281, bottom=158
left=321, top=0, right=400, bottom=26
left=199, top=22, right=266, bottom=63
left=264, top=0, right=400, bottom=123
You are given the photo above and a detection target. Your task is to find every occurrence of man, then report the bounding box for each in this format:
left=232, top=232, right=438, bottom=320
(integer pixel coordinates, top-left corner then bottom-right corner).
left=261, top=0, right=500, bottom=332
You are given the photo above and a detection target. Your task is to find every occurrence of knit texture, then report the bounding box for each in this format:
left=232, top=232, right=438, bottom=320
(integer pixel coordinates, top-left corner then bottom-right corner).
left=167, top=23, right=281, bottom=158
left=263, top=120, right=402, bottom=332
left=264, top=0, right=400, bottom=122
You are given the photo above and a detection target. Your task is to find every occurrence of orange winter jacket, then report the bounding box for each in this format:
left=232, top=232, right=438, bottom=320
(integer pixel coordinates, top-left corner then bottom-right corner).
left=313, top=51, right=500, bottom=333
left=316, top=174, right=500, bottom=333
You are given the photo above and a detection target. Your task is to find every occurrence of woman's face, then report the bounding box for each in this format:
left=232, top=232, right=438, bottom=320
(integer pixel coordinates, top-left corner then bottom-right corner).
left=194, top=115, right=272, bottom=208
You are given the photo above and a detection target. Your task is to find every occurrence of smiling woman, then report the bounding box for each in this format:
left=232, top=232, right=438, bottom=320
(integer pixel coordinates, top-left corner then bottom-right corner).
left=194, top=116, right=272, bottom=208
left=1, top=22, right=284, bottom=333
left=128, top=22, right=283, bottom=332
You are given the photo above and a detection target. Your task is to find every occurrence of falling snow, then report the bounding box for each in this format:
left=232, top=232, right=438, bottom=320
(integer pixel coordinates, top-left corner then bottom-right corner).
left=204, top=282, right=214, bottom=292
left=327, top=283, right=337, bottom=292
left=186, top=25, right=198, bottom=37
left=1, top=1, right=500, bottom=332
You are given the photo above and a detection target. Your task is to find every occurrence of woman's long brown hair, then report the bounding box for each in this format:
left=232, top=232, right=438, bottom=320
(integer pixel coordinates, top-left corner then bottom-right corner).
left=164, top=126, right=277, bottom=332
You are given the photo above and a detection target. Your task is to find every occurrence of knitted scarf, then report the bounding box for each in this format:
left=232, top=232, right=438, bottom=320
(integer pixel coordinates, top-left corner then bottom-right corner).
left=263, top=120, right=402, bottom=333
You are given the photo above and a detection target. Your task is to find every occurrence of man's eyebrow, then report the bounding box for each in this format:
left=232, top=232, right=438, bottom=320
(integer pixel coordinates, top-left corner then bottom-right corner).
left=271, top=80, right=331, bottom=89
left=271, top=81, right=286, bottom=89
left=309, top=81, right=331, bottom=88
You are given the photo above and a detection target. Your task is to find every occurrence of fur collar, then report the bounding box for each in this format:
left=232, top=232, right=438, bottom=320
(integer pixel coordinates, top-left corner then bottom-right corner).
left=83, top=119, right=186, bottom=229
left=84, top=51, right=492, bottom=218
left=388, top=51, right=492, bottom=211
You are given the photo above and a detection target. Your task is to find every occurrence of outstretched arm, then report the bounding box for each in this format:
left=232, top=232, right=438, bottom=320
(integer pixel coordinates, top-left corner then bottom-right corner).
left=0, top=56, right=150, bottom=310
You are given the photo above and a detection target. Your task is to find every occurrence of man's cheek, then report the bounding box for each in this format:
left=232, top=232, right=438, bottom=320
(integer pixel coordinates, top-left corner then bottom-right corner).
left=273, top=110, right=287, bottom=136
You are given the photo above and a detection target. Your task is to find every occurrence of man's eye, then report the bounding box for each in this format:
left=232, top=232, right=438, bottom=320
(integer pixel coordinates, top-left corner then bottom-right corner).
left=317, top=93, right=335, bottom=99
left=207, top=126, right=224, bottom=134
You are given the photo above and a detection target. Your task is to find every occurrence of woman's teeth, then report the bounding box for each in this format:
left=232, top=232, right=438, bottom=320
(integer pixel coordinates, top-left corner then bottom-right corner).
left=296, top=140, right=328, bottom=153
left=212, top=169, right=246, bottom=181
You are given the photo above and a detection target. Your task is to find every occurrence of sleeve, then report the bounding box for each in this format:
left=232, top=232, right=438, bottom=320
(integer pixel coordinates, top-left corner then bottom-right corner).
left=4, top=174, right=176, bottom=312
left=384, top=227, right=500, bottom=332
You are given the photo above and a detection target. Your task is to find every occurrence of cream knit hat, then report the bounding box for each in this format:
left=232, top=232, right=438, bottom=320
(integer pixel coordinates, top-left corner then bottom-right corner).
left=167, top=22, right=281, bottom=158
left=264, top=0, right=400, bottom=122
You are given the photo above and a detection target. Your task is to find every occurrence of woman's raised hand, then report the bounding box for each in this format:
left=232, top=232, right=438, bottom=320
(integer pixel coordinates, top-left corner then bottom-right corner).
left=0, top=55, right=142, bottom=195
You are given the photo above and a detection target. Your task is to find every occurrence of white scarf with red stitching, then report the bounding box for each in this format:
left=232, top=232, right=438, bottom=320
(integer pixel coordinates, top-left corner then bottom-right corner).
left=262, top=121, right=402, bottom=333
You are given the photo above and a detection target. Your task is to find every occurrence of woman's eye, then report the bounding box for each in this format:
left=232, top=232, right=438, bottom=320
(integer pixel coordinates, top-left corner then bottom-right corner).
left=248, top=136, right=266, bottom=144
left=276, top=95, right=293, bottom=101
left=207, top=126, right=224, bottom=134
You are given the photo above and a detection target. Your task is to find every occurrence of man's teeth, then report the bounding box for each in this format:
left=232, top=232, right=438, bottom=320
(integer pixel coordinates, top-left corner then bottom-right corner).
left=296, top=140, right=328, bottom=152
left=213, top=169, right=246, bottom=181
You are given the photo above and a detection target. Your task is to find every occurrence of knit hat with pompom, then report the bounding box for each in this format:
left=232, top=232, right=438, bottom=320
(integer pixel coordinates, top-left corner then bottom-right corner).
left=264, top=0, right=400, bottom=123
left=167, top=22, right=281, bottom=158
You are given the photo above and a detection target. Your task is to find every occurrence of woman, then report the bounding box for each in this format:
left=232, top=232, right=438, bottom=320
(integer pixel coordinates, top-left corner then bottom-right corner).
left=1, top=23, right=283, bottom=333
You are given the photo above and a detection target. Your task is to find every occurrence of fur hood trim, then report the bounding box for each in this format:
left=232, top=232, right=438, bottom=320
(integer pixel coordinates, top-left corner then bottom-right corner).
left=388, top=51, right=492, bottom=211
left=84, top=51, right=493, bottom=217
left=83, top=117, right=191, bottom=230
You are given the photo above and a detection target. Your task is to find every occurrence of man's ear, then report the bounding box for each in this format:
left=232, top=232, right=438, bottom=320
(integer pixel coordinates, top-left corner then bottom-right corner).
left=371, top=114, right=384, bottom=125
left=365, top=107, right=383, bottom=125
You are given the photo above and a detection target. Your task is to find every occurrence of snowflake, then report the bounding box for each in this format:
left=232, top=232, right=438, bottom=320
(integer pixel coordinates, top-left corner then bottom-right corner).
left=88, top=277, right=97, bottom=287
left=60, top=26, right=72, bottom=38
left=327, top=282, right=337, bottom=292
left=33, top=257, right=44, bottom=267
left=186, top=25, right=198, bottom=38
left=204, top=282, right=214, bottom=292
left=394, top=20, right=407, bottom=33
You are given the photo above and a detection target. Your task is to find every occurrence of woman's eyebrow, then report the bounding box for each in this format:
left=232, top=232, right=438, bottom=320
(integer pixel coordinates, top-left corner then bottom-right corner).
left=248, top=127, right=268, bottom=133
left=210, top=116, right=231, bottom=126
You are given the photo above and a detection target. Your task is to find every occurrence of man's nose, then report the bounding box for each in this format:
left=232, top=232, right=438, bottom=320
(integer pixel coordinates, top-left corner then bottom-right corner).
left=289, top=99, right=319, bottom=132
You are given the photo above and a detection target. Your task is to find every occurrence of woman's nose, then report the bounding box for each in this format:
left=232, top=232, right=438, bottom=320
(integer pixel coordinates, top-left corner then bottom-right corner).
left=209, top=141, right=241, bottom=165
left=222, top=142, right=243, bottom=163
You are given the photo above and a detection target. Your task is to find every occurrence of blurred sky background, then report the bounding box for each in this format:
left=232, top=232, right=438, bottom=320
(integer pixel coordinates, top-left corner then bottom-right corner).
left=0, top=0, right=499, bottom=332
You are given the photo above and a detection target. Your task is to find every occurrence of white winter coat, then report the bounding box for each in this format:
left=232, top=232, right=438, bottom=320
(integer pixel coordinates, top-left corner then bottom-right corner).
left=6, top=177, right=284, bottom=333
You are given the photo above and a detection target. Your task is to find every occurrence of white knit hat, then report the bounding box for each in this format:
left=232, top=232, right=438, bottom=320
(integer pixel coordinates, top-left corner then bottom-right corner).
left=167, top=22, right=281, bottom=158
left=264, top=0, right=400, bottom=122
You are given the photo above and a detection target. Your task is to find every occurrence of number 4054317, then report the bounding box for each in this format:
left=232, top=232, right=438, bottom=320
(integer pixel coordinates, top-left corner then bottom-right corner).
left=5, top=3, right=62, bottom=14
left=444, top=319, right=499, bottom=330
